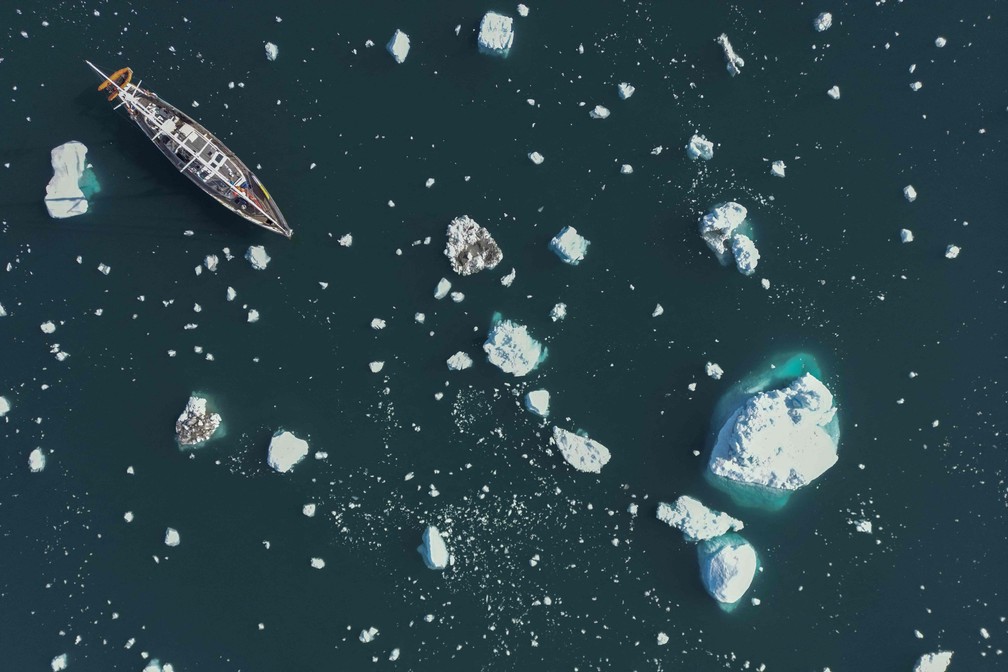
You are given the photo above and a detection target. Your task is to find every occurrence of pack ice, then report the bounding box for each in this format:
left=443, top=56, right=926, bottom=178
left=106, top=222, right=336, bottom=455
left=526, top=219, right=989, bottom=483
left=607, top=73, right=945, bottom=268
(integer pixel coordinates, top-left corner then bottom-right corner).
left=267, top=430, right=310, bottom=473
left=44, top=141, right=90, bottom=219
left=552, top=426, right=611, bottom=473
left=657, top=496, right=744, bottom=542
left=483, top=319, right=544, bottom=377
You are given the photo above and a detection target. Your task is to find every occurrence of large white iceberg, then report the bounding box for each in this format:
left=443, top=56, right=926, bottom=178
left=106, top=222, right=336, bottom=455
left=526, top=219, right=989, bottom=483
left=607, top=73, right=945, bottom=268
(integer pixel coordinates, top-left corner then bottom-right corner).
left=550, top=226, right=590, bottom=265
left=483, top=319, right=544, bottom=377
left=478, top=11, right=514, bottom=55
left=386, top=30, right=410, bottom=63
left=715, top=34, right=745, bottom=76
left=417, top=525, right=450, bottom=570
left=45, top=141, right=90, bottom=219
left=267, top=430, right=309, bottom=473
left=709, top=373, right=839, bottom=490
left=732, top=234, right=760, bottom=275
left=553, top=426, right=611, bottom=473
left=657, top=496, right=744, bottom=542
left=913, top=651, right=954, bottom=672
left=698, top=535, right=757, bottom=603
left=445, top=215, right=503, bottom=275
left=686, top=134, right=714, bottom=160
left=699, top=203, right=747, bottom=258
left=175, top=396, right=222, bottom=446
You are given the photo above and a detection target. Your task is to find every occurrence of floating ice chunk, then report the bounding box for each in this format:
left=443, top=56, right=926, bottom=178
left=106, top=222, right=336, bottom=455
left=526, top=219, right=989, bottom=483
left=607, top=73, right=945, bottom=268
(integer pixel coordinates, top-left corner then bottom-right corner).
left=827, top=85, right=840, bottom=100
left=30, top=448, right=46, bottom=473
left=267, top=430, right=309, bottom=473
left=447, top=351, right=473, bottom=371
left=813, top=12, right=832, bottom=32
left=450, top=291, right=465, bottom=303
left=434, top=277, right=452, bottom=299
left=935, top=36, right=947, bottom=48
left=945, top=245, right=960, bottom=259
left=445, top=215, right=503, bottom=275
left=245, top=245, right=270, bottom=270
left=0, top=396, right=9, bottom=416
left=226, top=287, right=237, bottom=302
left=910, top=81, right=922, bottom=91
left=770, top=160, right=786, bottom=178
left=657, top=496, right=744, bottom=542
left=0, top=303, right=6, bottom=317
left=310, top=557, right=325, bottom=569
left=656, top=632, right=669, bottom=646
left=98, top=262, right=111, bottom=275
left=175, top=396, right=222, bottom=446
left=549, top=302, right=567, bottom=322
left=41, top=321, right=56, bottom=334
left=370, top=318, right=386, bottom=330
left=501, top=267, right=516, bottom=286
left=265, top=42, right=278, bottom=61
left=386, top=29, right=410, bottom=63
left=709, top=373, right=839, bottom=490
left=359, top=626, right=379, bottom=643
left=898, top=228, right=915, bottom=243
left=164, top=527, right=180, bottom=546
left=617, top=82, right=635, bottom=100
left=45, top=141, right=91, bottom=219
left=699, top=202, right=747, bottom=258
left=652, top=304, right=664, bottom=317
left=417, top=525, right=450, bottom=569
left=51, top=654, right=68, bottom=671
left=369, top=361, right=385, bottom=373
left=853, top=519, right=873, bottom=534
left=517, top=3, right=529, bottom=17
left=715, top=34, right=745, bottom=76
left=699, top=535, right=757, bottom=603
left=303, top=503, right=316, bottom=517
left=620, top=164, right=633, bottom=174
left=553, top=426, right=611, bottom=473
left=483, top=319, right=544, bottom=377
left=589, top=105, right=610, bottom=119
left=338, top=234, right=353, bottom=247
left=732, top=234, right=760, bottom=275
left=478, top=11, right=514, bottom=56
left=706, top=362, right=724, bottom=380
left=913, top=652, right=954, bottom=672
left=528, top=151, right=544, bottom=165
left=524, top=389, right=550, bottom=417
left=549, top=226, right=590, bottom=265
left=686, top=134, right=714, bottom=160
left=389, top=649, right=400, bottom=661
left=204, top=254, right=219, bottom=272
left=904, top=185, right=917, bottom=202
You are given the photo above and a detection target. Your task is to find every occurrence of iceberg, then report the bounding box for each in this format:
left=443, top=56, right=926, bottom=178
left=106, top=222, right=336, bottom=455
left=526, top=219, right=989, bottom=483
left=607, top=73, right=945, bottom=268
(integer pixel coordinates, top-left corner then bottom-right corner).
left=617, top=82, right=635, bottom=100
left=175, top=396, right=222, bottom=446
left=483, top=318, right=545, bottom=377
left=444, top=215, right=503, bottom=275
left=0, top=396, right=9, bottom=416
left=359, top=626, right=379, bottom=643
left=434, top=277, right=452, bottom=299
left=589, top=105, right=610, bottom=119
left=417, top=525, right=450, bottom=569
left=386, top=29, right=410, bottom=63
left=657, top=496, right=744, bottom=541
left=813, top=12, right=833, bottom=32
left=770, top=160, right=786, bottom=178
left=164, top=527, right=180, bottom=546
left=478, top=11, right=514, bottom=56
left=945, top=245, right=960, bottom=259
left=550, top=226, right=590, bottom=265
left=732, top=234, right=760, bottom=275
left=45, top=141, right=91, bottom=219
left=709, top=373, right=839, bottom=491
left=549, top=302, right=567, bottom=322
left=900, top=229, right=914, bottom=243
left=715, top=34, right=745, bottom=76
left=29, top=448, right=46, bottom=473
left=51, top=654, right=68, bottom=671
left=698, top=534, right=757, bottom=604
left=267, top=430, right=309, bottom=473
left=913, top=651, right=953, bottom=672
left=265, top=42, right=278, bottom=61
left=528, top=151, right=544, bottom=165
left=904, top=185, right=917, bottom=202
left=827, top=85, right=840, bottom=100
left=245, top=245, right=270, bottom=270
left=706, top=362, right=724, bottom=380
left=553, top=426, right=611, bottom=473
left=686, top=134, right=714, bottom=161
left=524, top=389, right=550, bottom=417
left=446, top=351, right=473, bottom=371
left=699, top=203, right=747, bottom=259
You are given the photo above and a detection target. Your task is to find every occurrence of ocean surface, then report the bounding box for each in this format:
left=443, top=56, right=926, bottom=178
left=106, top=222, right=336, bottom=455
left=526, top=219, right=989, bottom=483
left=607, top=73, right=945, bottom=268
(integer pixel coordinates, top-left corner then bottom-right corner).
left=1, top=2, right=1006, bottom=670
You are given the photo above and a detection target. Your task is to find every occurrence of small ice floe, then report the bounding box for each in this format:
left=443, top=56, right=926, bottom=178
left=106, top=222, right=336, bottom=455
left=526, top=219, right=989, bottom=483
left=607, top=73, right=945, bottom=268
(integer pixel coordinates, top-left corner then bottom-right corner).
left=51, top=654, right=68, bottom=671
left=732, top=234, right=760, bottom=275
left=359, top=627, right=379, bottom=643
left=657, top=496, right=744, bottom=542
left=705, top=362, right=724, bottom=380
left=389, top=649, right=400, bottom=662
left=310, top=557, right=325, bottom=569
left=715, top=34, right=745, bottom=76
left=552, top=426, right=611, bottom=473
left=434, top=277, right=452, bottom=299
left=98, top=262, right=111, bottom=276
left=686, top=134, right=714, bottom=161
left=852, top=519, right=873, bottom=534
left=813, top=12, right=832, bottom=32
left=589, top=105, right=610, bottom=119
left=386, top=29, right=410, bottom=63
left=41, top=321, right=57, bottom=334
left=483, top=319, right=545, bottom=377
left=900, top=229, right=914, bottom=243
left=652, top=304, right=664, bottom=317
left=656, top=632, right=669, bottom=646
left=445, top=215, right=503, bottom=276
left=338, top=233, right=353, bottom=247
left=29, top=448, right=46, bottom=473
left=0, top=396, right=9, bottom=416
left=700, top=202, right=747, bottom=259
left=698, top=534, right=758, bottom=603
left=709, top=373, right=839, bottom=490
left=549, top=302, right=567, bottom=322
left=913, top=651, right=953, bottom=672
left=164, top=527, right=180, bottom=547
left=827, top=85, right=841, bottom=100
left=175, top=396, right=222, bottom=446
left=770, top=160, right=786, bottom=178
left=910, top=81, right=922, bottom=91
left=204, top=255, right=219, bottom=272
left=620, top=164, right=633, bottom=175
left=226, top=287, right=237, bottom=302
left=45, top=141, right=91, bottom=218
left=904, top=185, right=917, bottom=202
left=265, top=42, right=278, bottom=61
left=302, top=503, right=316, bottom=517
left=501, top=268, right=516, bottom=286
left=549, top=226, right=590, bottom=265
left=524, top=390, right=550, bottom=417
left=417, top=525, right=451, bottom=570
left=369, top=361, right=385, bottom=373
left=935, top=36, right=947, bottom=48
left=245, top=245, right=270, bottom=270
left=528, top=151, right=545, bottom=165
left=517, top=3, right=529, bottom=17
left=945, top=245, right=960, bottom=259
left=267, top=430, right=309, bottom=473
left=617, top=82, right=635, bottom=100
left=478, top=11, right=514, bottom=56
left=370, top=318, right=386, bottom=330
left=450, top=291, right=465, bottom=303
left=446, top=351, right=473, bottom=371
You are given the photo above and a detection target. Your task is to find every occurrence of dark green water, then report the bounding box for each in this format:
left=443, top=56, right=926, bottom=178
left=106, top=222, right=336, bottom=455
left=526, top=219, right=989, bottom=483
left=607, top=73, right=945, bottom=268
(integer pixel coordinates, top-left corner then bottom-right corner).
left=1, top=2, right=1006, bottom=670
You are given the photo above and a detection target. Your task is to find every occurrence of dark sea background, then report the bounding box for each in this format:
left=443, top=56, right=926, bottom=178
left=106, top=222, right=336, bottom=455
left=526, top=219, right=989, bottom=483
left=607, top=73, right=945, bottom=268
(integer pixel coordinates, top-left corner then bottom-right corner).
left=1, top=1, right=1006, bottom=670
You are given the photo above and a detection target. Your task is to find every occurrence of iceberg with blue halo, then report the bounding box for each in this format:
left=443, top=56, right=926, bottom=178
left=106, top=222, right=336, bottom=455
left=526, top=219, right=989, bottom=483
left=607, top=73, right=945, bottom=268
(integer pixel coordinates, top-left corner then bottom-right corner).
left=698, top=533, right=758, bottom=605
